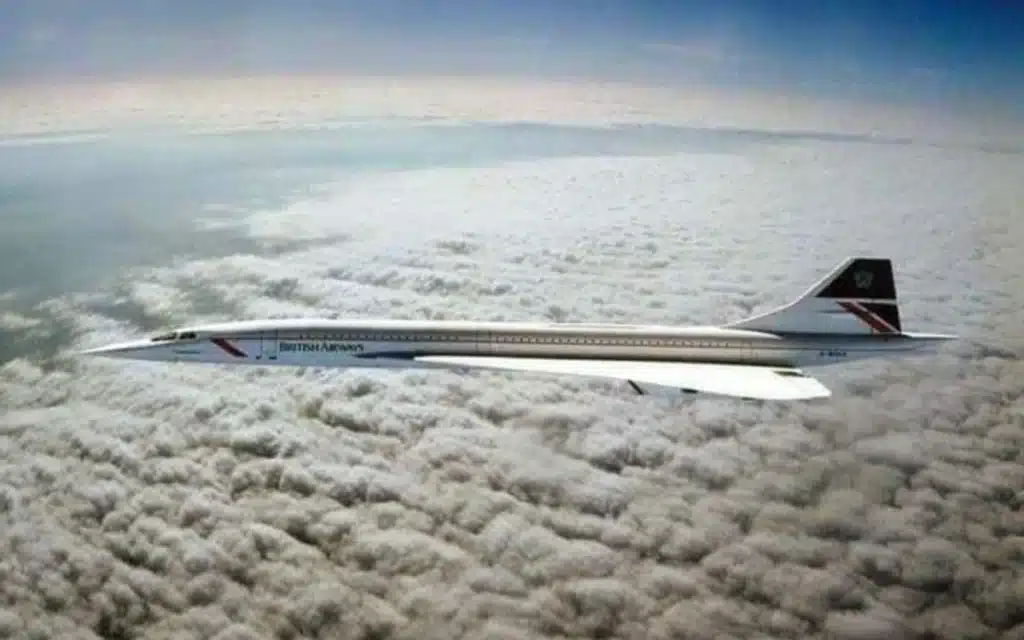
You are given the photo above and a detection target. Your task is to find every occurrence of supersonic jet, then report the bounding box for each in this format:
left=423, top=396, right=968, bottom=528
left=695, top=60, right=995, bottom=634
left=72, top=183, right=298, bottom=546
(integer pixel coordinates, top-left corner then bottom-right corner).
left=79, top=257, right=956, bottom=401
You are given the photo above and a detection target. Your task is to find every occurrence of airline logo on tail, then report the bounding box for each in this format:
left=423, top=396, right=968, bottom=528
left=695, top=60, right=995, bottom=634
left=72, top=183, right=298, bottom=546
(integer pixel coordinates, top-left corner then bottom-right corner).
left=815, top=258, right=902, bottom=335
left=853, top=270, right=873, bottom=290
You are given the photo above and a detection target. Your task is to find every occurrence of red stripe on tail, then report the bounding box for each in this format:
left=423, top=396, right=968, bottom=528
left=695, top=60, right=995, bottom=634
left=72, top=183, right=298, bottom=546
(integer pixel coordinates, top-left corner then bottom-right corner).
left=838, top=301, right=897, bottom=334
left=211, top=338, right=247, bottom=357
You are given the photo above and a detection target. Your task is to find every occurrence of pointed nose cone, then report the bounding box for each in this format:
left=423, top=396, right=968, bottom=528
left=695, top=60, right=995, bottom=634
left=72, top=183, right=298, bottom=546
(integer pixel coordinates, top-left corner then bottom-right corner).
left=77, top=339, right=159, bottom=360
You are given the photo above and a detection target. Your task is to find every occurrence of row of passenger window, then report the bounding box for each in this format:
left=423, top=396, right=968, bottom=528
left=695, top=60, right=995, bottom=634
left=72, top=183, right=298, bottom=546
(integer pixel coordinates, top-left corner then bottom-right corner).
left=289, top=333, right=475, bottom=342
left=285, top=332, right=738, bottom=348
left=492, top=337, right=736, bottom=348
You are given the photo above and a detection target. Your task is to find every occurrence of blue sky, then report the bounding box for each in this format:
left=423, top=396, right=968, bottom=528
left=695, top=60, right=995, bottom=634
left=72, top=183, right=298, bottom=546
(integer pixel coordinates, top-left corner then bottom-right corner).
left=1, top=0, right=1021, bottom=115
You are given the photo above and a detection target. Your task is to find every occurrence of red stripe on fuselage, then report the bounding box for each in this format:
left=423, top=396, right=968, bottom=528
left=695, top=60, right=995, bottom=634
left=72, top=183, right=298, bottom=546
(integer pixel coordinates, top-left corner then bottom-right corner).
left=837, top=301, right=896, bottom=334
left=211, top=338, right=247, bottom=357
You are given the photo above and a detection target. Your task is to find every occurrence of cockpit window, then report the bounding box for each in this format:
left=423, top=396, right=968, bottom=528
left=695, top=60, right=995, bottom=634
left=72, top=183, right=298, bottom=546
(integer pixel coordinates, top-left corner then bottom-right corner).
left=151, top=330, right=198, bottom=341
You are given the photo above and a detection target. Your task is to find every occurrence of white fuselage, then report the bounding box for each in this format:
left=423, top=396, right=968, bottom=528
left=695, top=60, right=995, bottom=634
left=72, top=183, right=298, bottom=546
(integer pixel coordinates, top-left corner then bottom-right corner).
left=81, top=317, right=942, bottom=369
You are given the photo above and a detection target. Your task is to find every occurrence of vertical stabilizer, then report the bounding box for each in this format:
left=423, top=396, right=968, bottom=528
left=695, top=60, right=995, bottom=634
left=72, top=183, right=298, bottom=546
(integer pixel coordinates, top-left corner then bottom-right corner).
left=729, top=257, right=902, bottom=335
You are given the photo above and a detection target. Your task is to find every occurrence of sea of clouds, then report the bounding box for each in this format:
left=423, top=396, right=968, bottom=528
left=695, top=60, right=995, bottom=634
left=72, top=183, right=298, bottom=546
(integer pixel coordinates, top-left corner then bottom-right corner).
left=1, top=80, right=1023, bottom=639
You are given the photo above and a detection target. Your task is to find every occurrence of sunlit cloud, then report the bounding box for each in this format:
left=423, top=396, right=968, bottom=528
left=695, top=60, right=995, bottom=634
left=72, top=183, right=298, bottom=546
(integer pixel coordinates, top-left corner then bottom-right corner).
left=0, top=2, right=1022, bottom=636
left=1, top=126, right=1022, bottom=637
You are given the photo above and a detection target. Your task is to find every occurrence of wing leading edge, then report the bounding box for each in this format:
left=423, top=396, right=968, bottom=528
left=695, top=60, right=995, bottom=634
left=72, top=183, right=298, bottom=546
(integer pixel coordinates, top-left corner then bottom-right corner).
left=415, top=356, right=831, bottom=401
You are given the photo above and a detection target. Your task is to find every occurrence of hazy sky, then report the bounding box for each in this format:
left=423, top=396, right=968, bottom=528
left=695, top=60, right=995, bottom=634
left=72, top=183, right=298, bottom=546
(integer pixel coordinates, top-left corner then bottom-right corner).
left=1, top=0, right=1022, bottom=114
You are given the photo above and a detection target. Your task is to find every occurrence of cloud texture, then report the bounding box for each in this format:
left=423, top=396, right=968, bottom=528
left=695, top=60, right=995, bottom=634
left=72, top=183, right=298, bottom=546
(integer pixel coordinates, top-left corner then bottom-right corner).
left=1, top=110, right=1023, bottom=639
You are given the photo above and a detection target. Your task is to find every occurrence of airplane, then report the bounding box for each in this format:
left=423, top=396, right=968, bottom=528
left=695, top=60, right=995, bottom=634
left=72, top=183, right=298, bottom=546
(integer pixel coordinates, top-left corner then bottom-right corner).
left=77, top=257, right=955, bottom=401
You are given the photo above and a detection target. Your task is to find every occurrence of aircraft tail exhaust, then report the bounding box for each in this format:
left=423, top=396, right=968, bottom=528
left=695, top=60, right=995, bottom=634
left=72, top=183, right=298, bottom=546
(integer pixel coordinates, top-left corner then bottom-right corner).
left=728, top=257, right=903, bottom=335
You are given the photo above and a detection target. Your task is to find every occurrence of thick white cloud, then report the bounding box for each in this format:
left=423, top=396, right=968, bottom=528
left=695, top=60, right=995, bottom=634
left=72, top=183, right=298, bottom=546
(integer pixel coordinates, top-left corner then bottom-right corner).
left=1, top=107, right=1023, bottom=639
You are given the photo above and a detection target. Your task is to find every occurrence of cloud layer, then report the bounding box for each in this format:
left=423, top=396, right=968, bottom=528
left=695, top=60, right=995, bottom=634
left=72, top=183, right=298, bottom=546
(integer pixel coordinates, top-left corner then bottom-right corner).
left=3, top=77, right=1021, bottom=150
left=1, top=124, right=1023, bottom=639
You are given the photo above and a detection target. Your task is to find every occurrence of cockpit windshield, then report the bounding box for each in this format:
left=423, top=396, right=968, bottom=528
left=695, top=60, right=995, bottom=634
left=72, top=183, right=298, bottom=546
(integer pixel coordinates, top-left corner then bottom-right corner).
left=150, top=331, right=199, bottom=342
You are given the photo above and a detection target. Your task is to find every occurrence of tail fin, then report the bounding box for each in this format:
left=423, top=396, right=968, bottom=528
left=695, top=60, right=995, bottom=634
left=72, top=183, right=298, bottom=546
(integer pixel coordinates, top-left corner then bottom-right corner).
left=729, top=257, right=902, bottom=335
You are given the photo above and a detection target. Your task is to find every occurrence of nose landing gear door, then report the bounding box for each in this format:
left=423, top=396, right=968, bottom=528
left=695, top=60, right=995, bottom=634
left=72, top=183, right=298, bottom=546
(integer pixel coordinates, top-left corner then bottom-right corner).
left=261, top=331, right=278, bottom=361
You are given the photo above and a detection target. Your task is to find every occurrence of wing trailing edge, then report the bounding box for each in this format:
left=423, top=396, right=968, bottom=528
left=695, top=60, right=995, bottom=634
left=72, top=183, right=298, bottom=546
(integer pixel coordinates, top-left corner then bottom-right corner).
left=416, top=356, right=831, bottom=401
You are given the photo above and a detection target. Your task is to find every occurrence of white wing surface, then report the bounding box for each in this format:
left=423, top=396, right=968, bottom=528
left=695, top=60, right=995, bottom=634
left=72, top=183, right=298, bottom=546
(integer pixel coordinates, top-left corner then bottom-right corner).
left=415, top=356, right=831, bottom=401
